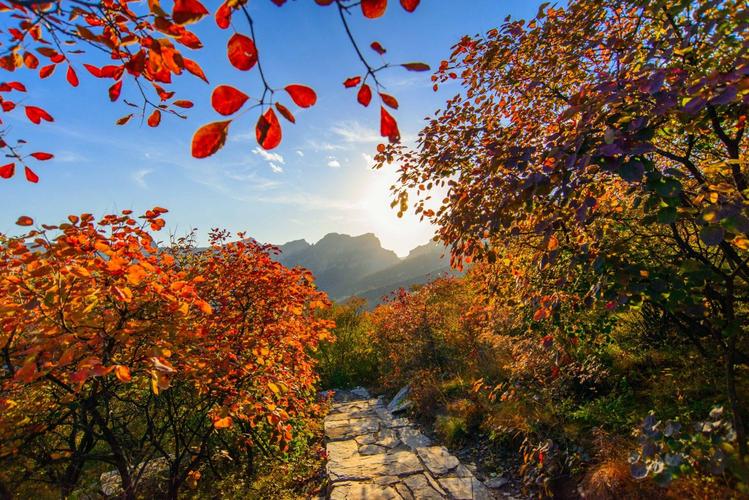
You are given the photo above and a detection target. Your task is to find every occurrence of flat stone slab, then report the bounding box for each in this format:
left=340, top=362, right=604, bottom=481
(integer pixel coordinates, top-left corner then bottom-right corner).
left=324, top=391, right=492, bottom=499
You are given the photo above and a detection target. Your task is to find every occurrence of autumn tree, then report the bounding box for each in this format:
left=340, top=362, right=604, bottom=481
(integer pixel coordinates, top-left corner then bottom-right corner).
left=380, top=0, right=749, bottom=456
left=0, top=210, right=332, bottom=498
left=0, top=0, right=425, bottom=182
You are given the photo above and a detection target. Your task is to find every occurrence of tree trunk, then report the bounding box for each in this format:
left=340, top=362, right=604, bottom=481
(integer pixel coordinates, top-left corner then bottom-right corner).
left=726, top=341, right=747, bottom=457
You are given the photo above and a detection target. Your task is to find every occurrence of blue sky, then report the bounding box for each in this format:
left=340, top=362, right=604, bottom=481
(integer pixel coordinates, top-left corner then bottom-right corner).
left=0, top=0, right=542, bottom=256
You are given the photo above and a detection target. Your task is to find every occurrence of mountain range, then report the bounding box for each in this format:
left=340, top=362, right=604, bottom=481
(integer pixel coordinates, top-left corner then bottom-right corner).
left=276, top=233, right=456, bottom=306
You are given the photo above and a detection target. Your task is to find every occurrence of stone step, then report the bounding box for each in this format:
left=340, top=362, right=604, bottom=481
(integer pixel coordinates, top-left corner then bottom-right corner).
left=323, top=393, right=494, bottom=500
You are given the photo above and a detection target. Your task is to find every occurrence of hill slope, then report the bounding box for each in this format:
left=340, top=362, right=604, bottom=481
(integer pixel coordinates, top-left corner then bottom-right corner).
left=276, top=234, right=455, bottom=305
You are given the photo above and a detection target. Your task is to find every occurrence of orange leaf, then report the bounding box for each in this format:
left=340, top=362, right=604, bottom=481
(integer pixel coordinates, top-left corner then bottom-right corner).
left=211, top=85, right=249, bottom=115
left=148, top=109, right=162, bottom=127
left=402, top=62, right=430, bottom=72
left=547, top=235, right=559, bottom=251
left=24, top=167, right=39, bottom=183
left=184, top=58, right=208, bottom=82
left=214, top=416, right=233, bottom=429
left=172, top=0, right=208, bottom=24
left=25, top=106, right=54, bottom=124
left=284, top=84, right=316, bottom=108
left=66, top=66, right=79, bottom=87
left=380, top=106, right=400, bottom=142
left=275, top=102, right=296, bottom=123
left=357, top=84, right=372, bottom=107
left=16, top=216, right=33, bottom=226
left=227, top=33, right=257, bottom=71
left=114, top=365, right=132, bottom=382
left=0, top=162, right=14, bottom=179
left=192, top=120, right=230, bottom=158
left=400, top=0, right=419, bottom=12
left=173, top=99, right=194, bottom=108
left=256, top=108, right=282, bottom=150
left=116, top=113, right=133, bottom=125
left=361, top=0, right=387, bottom=18
left=380, top=92, right=399, bottom=109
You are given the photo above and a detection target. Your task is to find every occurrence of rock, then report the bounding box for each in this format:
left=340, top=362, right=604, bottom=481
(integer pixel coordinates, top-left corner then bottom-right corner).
left=403, top=473, right=446, bottom=499
left=387, top=385, right=411, bottom=413
left=398, top=427, right=432, bottom=450
left=329, top=481, right=401, bottom=500
left=359, top=444, right=388, bottom=455
left=416, top=446, right=461, bottom=477
left=327, top=450, right=424, bottom=483
left=326, top=417, right=381, bottom=441
left=485, top=476, right=509, bottom=489
left=99, top=457, right=169, bottom=497
left=350, top=387, right=371, bottom=399
left=438, top=476, right=493, bottom=500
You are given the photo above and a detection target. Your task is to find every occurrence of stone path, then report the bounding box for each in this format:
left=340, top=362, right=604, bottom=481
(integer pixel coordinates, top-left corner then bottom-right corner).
left=324, top=394, right=494, bottom=500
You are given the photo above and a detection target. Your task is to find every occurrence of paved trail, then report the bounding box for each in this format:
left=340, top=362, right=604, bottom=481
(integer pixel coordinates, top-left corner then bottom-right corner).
left=323, top=396, right=493, bottom=500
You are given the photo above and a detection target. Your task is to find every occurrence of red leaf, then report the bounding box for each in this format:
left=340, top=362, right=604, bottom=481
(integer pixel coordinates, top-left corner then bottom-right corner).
left=184, top=58, right=208, bottom=82
left=83, top=64, right=101, bottom=77
left=0, top=162, right=14, bottom=179
left=66, top=66, right=79, bottom=87
left=275, top=102, right=296, bottom=123
left=172, top=0, right=208, bottom=25
left=401, top=62, right=430, bottom=72
left=25, top=106, right=54, bottom=124
left=380, top=106, right=400, bottom=142
left=256, top=108, right=282, bottom=150
left=30, top=152, right=53, bottom=160
left=148, top=109, right=162, bottom=127
left=370, top=42, right=386, bottom=55
left=284, top=84, right=316, bottom=108
left=357, top=84, right=372, bottom=107
left=315, top=0, right=335, bottom=4
left=24, top=167, right=39, bottom=183
left=344, top=76, right=361, bottom=88
left=361, top=0, right=387, bottom=18
left=380, top=92, right=399, bottom=109
left=215, top=0, right=232, bottom=28
left=109, top=80, right=123, bottom=101
left=16, top=215, right=34, bottom=226
left=39, top=64, right=55, bottom=78
left=400, top=0, right=419, bottom=12
left=173, top=99, right=194, bottom=108
left=192, top=120, right=230, bottom=158
left=227, top=34, right=258, bottom=71
left=211, top=85, right=249, bottom=115
left=6, top=81, right=25, bottom=92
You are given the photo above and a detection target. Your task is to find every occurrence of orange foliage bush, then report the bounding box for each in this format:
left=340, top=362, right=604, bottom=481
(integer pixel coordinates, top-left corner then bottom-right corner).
left=0, top=209, right=332, bottom=499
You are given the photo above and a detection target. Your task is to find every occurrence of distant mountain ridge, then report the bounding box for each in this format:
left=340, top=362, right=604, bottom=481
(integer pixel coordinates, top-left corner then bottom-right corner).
left=276, top=233, right=456, bottom=306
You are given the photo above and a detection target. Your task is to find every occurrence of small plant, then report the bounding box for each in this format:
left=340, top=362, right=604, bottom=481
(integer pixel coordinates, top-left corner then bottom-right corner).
left=435, top=415, right=469, bottom=447
left=629, top=406, right=748, bottom=492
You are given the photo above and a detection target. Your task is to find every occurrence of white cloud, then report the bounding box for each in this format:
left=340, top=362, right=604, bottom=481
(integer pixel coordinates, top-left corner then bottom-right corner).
left=269, top=162, right=284, bottom=174
left=362, top=153, right=375, bottom=167
left=296, top=150, right=304, bottom=157
left=306, top=139, right=345, bottom=152
left=327, top=158, right=341, bottom=168
left=132, top=168, right=153, bottom=189
left=252, top=147, right=285, bottom=164
left=331, top=121, right=381, bottom=144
